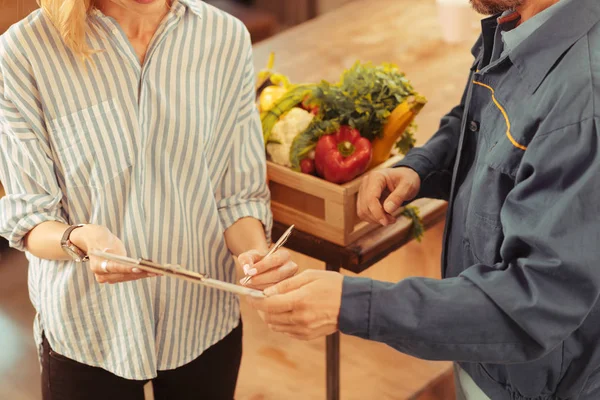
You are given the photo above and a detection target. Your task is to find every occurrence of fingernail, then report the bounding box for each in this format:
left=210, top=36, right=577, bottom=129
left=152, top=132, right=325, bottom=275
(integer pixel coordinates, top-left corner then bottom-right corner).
left=284, top=262, right=298, bottom=271
left=247, top=268, right=258, bottom=276
left=264, top=286, right=277, bottom=296
left=384, top=201, right=396, bottom=213
left=379, top=218, right=388, bottom=226
left=132, top=268, right=142, bottom=273
left=243, top=264, right=250, bottom=274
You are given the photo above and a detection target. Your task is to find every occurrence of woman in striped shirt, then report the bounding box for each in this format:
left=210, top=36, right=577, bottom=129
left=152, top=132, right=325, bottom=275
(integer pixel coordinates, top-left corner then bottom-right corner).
left=0, top=0, right=297, bottom=399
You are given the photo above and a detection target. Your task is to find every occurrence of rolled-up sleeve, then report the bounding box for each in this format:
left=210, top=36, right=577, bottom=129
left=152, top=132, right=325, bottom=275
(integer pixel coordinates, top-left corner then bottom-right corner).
left=0, top=46, right=67, bottom=251
left=215, top=32, right=272, bottom=241
left=340, top=118, right=600, bottom=363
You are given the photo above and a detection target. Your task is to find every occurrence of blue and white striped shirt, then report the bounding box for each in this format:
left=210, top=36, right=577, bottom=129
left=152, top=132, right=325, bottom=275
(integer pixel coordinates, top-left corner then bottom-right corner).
left=0, top=0, right=271, bottom=380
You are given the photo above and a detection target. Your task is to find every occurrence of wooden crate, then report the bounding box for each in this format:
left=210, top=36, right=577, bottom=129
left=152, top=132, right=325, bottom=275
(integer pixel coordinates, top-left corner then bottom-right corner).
left=267, top=155, right=404, bottom=246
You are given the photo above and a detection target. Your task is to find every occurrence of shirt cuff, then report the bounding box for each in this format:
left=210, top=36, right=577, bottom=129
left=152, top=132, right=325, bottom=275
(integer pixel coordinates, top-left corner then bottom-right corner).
left=2, top=210, right=67, bottom=252
left=339, top=276, right=373, bottom=338
left=219, top=200, right=273, bottom=243
left=393, top=149, right=437, bottom=184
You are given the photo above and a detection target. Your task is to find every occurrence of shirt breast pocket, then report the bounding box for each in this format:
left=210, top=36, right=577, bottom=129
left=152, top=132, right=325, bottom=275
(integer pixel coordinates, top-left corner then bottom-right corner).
left=49, top=99, right=134, bottom=189
left=484, top=132, right=526, bottom=177
left=466, top=139, right=526, bottom=266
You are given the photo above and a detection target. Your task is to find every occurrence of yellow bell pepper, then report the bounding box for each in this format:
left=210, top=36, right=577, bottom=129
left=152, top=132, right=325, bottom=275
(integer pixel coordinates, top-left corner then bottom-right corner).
left=369, top=95, right=427, bottom=169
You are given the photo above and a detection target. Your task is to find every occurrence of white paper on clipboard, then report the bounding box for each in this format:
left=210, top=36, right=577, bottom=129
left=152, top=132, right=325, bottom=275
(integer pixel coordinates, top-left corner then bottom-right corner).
left=88, top=250, right=266, bottom=298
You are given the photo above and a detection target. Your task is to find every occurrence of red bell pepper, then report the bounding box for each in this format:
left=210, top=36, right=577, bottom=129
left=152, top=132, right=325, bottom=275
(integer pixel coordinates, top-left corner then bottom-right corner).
left=314, top=126, right=372, bottom=184
left=300, top=158, right=316, bottom=175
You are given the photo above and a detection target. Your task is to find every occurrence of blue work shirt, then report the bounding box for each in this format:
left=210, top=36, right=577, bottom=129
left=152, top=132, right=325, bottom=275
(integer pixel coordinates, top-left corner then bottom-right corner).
left=339, top=0, right=600, bottom=398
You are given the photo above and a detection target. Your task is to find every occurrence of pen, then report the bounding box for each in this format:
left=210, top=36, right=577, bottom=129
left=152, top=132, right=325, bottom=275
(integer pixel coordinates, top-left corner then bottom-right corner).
left=240, top=224, right=295, bottom=286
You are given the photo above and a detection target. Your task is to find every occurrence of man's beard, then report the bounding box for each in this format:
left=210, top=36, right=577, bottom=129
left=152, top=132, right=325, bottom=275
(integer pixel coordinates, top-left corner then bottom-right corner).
left=470, top=0, right=524, bottom=15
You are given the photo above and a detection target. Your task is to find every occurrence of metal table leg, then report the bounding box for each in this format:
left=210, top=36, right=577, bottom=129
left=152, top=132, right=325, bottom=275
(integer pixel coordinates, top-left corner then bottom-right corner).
left=326, top=332, right=340, bottom=400
left=326, top=263, right=340, bottom=400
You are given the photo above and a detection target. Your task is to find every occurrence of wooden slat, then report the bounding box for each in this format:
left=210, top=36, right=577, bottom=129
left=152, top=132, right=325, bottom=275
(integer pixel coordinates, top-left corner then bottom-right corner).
left=267, top=161, right=345, bottom=202
left=271, top=203, right=344, bottom=245
left=269, top=181, right=326, bottom=219
left=324, top=199, right=346, bottom=230
left=343, top=194, right=357, bottom=237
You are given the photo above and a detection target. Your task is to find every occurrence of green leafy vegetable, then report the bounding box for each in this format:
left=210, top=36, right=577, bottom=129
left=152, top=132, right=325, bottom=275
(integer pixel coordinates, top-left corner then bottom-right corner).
left=289, top=62, right=415, bottom=168
left=318, top=62, right=415, bottom=141
left=395, top=122, right=417, bottom=155
left=401, top=205, right=424, bottom=242
left=289, top=119, right=340, bottom=170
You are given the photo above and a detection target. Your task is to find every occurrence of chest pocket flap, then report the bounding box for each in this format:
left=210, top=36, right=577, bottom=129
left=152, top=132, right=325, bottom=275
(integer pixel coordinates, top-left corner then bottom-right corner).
left=48, top=99, right=134, bottom=189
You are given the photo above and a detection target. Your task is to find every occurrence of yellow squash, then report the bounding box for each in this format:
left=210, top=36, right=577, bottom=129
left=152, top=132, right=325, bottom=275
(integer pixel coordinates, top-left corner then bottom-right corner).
left=259, top=85, right=288, bottom=113
left=369, top=95, right=427, bottom=169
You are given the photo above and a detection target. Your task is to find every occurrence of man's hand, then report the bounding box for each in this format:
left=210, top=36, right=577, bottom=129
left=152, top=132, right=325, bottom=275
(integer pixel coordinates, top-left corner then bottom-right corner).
left=72, top=224, right=158, bottom=284
left=248, top=270, right=343, bottom=340
left=237, top=248, right=298, bottom=290
left=357, top=167, right=421, bottom=226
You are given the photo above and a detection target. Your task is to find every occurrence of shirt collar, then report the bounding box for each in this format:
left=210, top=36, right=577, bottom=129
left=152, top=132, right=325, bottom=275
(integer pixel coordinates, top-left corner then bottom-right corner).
left=507, top=0, right=600, bottom=94
left=91, top=0, right=201, bottom=20
left=470, top=12, right=518, bottom=69
left=173, top=0, right=203, bottom=18
left=501, top=1, right=565, bottom=57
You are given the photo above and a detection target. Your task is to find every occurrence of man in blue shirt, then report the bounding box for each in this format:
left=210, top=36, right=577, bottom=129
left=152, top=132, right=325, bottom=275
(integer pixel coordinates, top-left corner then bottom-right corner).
left=250, top=0, right=600, bottom=398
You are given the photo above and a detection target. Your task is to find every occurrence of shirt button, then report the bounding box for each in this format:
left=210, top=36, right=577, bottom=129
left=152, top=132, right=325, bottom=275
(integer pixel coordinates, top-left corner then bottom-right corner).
left=469, top=121, right=480, bottom=132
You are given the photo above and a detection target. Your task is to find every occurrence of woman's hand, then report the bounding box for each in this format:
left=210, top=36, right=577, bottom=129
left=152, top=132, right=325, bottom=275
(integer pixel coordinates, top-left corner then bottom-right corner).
left=71, top=224, right=158, bottom=284
left=237, top=248, right=298, bottom=291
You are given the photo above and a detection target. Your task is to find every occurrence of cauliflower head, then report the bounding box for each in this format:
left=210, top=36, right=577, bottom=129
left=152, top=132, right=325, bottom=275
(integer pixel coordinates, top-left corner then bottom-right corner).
left=266, top=107, right=315, bottom=167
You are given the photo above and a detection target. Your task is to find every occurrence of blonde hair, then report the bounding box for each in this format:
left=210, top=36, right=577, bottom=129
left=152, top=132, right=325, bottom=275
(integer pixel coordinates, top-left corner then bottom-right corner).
left=38, top=0, right=95, bottom=60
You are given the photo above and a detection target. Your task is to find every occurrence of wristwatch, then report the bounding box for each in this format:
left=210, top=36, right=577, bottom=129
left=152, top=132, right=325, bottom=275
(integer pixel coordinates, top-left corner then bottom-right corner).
left=61, top=224, right=89, bottom=262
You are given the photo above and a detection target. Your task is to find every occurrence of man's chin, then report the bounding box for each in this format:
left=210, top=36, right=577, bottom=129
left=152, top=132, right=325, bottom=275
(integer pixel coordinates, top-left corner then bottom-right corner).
left=469, top=0, right=522, bottom=15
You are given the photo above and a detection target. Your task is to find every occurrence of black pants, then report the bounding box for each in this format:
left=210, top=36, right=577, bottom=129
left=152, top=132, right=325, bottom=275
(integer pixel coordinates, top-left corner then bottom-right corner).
left=41, top=323, right=243, bottom=400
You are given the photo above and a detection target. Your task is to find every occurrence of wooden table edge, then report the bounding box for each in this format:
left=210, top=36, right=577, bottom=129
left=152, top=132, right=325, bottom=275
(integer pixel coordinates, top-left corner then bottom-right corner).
left=272, top=198, right=448, bottom=273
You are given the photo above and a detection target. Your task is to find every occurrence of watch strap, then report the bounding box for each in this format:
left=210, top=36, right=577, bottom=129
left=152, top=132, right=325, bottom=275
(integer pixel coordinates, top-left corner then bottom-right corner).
left=61, top=224, right=88, bottom=262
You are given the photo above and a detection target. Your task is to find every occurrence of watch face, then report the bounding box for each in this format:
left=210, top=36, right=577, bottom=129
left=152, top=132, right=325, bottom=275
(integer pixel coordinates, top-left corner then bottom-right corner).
left=63, top=245, right=82, bottom=261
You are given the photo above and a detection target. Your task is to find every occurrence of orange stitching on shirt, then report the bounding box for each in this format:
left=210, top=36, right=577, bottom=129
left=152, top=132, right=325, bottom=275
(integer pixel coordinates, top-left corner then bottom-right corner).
left=472, top=81, right=527, bottom=151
